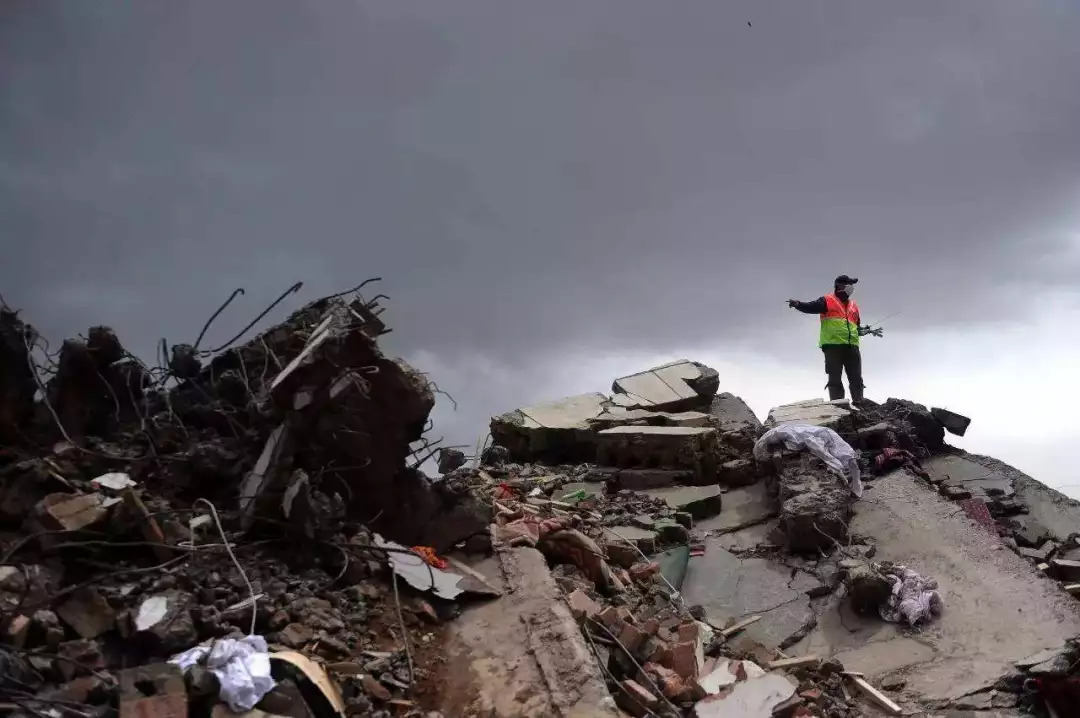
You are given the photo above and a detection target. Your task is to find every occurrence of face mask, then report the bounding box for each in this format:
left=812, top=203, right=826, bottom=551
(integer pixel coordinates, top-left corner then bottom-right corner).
left=837, top=284, right=854, bottom=298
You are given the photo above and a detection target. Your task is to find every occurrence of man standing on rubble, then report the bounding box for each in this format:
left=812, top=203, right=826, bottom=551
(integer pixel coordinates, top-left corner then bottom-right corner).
left=787, top=275, right=881, bottom=402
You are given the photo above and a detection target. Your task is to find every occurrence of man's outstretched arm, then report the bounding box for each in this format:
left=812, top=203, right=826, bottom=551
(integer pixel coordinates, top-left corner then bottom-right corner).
left=787, top=297, right=827, bottom=314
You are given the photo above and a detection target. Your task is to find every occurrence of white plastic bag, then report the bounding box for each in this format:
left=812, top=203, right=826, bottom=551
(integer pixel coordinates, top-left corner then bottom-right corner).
left=753, top=423, right=863, bottom=497
left=170, top=635, right=275, bottom=712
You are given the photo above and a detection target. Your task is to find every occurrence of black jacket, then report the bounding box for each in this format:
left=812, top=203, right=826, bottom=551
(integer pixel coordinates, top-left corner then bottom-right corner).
left=791, top=297, right=828, bottom=314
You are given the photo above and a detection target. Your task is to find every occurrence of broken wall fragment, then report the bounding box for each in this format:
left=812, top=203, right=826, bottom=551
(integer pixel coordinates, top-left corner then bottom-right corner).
left=610, top=360, right=720, bottom=412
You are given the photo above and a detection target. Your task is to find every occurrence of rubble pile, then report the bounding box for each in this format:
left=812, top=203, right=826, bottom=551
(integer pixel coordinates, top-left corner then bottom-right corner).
left=0, top=284, right=494, bottom=717
left=470, top=365, right=1000, bottom=716
left=7, top=284, right=1080, bottom=717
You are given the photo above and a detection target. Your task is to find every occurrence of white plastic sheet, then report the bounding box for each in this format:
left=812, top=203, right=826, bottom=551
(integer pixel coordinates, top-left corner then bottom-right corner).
left=879, top=565, right=944, bottom=626
left=753, top=423, right=863, bottom=497
left=169, top=635, right=275, bottom=712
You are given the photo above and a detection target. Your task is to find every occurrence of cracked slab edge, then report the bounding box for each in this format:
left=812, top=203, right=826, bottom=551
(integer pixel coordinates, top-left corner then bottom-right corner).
left=441, top=545, right=619, bottom=717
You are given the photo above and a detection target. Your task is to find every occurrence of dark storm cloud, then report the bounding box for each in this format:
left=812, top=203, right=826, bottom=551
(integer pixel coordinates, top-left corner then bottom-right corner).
left=2, top=0, right=1079, bottom=370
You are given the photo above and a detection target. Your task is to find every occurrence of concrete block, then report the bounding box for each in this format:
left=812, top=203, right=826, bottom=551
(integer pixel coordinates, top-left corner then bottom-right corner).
left=941, top=484, right=973, bottom=501
left=603, top=526, right=658, bottom=554
left=644, top=485, right=723, bottom=520
left=608, top=468, right=695, bottom=490
left=717, top=458, right=759, bottom=487
left=490, top=393, right=610, bottom=463
left=596, top=426, right=722, bottom=483
left=931, top=407, right=971, bottom=436
left=610, top=360, right=719, bottom=411
left=778, top=470, right=852, bottom=553
left=766, top=399, right=852, bottom=430
left=708, top=392, right=762, bottom=434
left=1050, top=559, right=1080, bottom=582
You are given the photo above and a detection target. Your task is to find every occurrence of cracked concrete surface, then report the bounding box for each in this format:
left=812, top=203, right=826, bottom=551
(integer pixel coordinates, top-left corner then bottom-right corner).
left=790, top=470, right=1080, bottom=703
left=695, top=483, right=776, bottom=535
left=681, top=543, right=823, bottom=649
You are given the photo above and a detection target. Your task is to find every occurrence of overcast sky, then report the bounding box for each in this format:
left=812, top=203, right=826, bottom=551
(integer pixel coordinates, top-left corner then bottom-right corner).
left=3, top=2, right=1079, bottom=493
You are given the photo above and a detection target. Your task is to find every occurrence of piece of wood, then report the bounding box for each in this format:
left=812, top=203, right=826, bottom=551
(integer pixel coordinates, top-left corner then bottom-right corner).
left=721, top=615, right=762, bottom=637
left=1063, top=583, right=1080, bottom=596
left=121, top=488, right=173, bottom=563
left=768, top=655, right=820, bottom=670
left=847, top=675, right=901, bottom=715
left=1037, top=562, right=1050, bottom=572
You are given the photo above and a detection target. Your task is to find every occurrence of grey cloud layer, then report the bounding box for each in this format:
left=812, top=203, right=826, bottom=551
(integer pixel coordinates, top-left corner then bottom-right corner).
left=2, top=0, right=1078, bottom=372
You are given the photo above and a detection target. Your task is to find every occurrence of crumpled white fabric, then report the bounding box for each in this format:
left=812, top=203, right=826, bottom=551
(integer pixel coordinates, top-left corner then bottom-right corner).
left=752, top=423, right=863, bottom=497
left=879, top=565, right=944, bottom=626
left=169, top=635, right=275, bottom=712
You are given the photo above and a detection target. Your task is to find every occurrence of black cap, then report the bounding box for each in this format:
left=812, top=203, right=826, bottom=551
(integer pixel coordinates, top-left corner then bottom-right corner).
left=834, top=275, right=859, bottom=285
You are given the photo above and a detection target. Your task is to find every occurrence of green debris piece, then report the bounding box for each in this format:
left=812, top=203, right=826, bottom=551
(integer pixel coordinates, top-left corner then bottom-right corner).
left=656, top=545, right=691, bottom=591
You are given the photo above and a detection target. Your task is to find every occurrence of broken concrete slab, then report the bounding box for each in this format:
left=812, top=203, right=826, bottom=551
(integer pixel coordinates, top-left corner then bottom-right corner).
left=681, top=545, right=816, bottom=649
left=591, top=408, right=712, bottom=430
left=644, top=485, right=723, bottom=520
left=599, top=468, right=695, bottom=490
left=707, top=392, right=762, bottom=435
left=926, top=455, right=1015, bottom=502
left=1015, top=646, right=1069, bottom=669
left=490, top=392, right=611, bottom=463
left=691, top=670, right=797, bottom=716
left=695, top=483, right=775, bottom=535
left=932, top=407, right=971, bottom=437
left=1049, top=559, right=1080, bottom=582
left=610, top=360, right=719, bottom=412
left=603, top=526, right=658, bottom=554
left=596, top=426, right=722, bottom=483
left=440, top=548, right=620, bottom=717
left=712, top=520, right=782, bottom=553
left=792, top=469, right=1080, bottom=703
left=1008, top=515, right=1053, bottom=547
left=766, top=399, right=852, bottom=431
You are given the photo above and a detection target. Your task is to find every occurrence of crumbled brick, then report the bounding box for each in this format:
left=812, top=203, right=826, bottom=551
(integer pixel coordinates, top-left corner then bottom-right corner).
left=615, top=679, right=658, bottom=717
left=629, top=561, right=660, bottom=583
left=567, top=589, right=602, bottom=620
left=619, top=621, right=650, bottom=654
left=668, top=640, right=700, bottom=680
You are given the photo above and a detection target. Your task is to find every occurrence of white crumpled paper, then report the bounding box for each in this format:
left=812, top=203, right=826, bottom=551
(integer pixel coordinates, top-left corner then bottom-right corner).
left=879, top=565, right=944, bottom=626
left=752, top=423, right=863, bottom=497
left=169, top=635, right=275, bottom=712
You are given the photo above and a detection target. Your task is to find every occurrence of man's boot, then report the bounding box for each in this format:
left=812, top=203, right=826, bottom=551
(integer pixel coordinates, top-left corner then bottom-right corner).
left=850, top=385, right=864, bottom=402
left=827, top=383, right=845, bottom=401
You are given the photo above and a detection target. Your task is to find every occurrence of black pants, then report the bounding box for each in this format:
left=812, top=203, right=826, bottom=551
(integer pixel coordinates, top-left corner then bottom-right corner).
left=822, top=345, right=864, bottom=401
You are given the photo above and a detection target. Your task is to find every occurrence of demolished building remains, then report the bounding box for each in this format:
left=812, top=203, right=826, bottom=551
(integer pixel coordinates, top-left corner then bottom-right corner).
left=3, top=287, right=1080, bottom=717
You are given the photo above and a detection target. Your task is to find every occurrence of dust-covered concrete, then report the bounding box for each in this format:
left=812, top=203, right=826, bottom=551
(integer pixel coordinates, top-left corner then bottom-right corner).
left=791, top=469, right=1080, bottom=703
left=441, top=546, right=619, bottom=717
